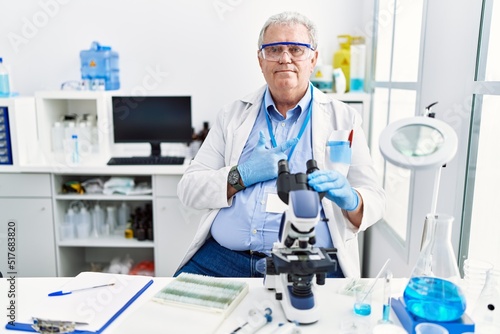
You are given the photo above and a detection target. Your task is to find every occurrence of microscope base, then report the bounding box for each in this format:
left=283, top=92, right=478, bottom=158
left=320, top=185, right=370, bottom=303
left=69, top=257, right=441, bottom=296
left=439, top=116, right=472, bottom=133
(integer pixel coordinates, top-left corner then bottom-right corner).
left=270, top=274, right=320, bottom=324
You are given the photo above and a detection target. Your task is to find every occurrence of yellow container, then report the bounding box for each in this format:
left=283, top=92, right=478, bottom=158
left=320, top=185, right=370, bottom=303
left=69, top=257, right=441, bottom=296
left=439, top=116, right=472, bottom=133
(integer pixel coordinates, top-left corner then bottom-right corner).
left=333, top=35, right=352, bottom=92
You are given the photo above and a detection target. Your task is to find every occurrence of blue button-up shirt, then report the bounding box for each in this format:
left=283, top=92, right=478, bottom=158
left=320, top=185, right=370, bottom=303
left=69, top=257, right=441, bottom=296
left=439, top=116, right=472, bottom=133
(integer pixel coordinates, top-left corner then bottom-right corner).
left=211, top=86, right=333, bottom=252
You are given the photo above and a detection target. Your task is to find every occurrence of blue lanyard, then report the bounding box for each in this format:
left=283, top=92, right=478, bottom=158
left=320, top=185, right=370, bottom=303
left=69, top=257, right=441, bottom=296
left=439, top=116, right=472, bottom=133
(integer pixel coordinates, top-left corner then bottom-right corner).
left=264, top=84, right=314, bottom=160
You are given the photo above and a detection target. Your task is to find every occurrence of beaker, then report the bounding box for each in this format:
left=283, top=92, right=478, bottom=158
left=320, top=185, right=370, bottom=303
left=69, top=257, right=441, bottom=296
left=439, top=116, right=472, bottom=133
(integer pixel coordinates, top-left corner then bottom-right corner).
left=471, top=267, right=500, bottom=332
left=403, top=214, right=466, bottom=322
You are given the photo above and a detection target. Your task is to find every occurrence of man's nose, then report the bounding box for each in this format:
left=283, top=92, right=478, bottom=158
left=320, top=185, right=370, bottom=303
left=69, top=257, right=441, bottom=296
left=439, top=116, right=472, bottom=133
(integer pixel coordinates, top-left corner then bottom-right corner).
left=279, top=50, right=292, bottom=63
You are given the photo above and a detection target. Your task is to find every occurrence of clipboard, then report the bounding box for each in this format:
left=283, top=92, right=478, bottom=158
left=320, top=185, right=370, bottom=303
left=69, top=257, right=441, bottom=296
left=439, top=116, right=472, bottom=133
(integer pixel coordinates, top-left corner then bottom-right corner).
left=5, top=271, right=153, bottom=333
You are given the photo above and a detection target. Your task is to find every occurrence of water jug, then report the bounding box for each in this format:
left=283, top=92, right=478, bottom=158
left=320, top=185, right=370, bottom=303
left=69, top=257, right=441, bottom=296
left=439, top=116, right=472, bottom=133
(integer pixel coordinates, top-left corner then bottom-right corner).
left=80, top=41, right=120, bottom=90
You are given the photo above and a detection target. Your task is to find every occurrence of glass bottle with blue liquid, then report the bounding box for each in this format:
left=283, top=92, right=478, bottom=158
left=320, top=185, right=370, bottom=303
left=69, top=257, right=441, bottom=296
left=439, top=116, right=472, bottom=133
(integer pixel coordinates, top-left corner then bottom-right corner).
left=403, top=213, right=467, bottom=322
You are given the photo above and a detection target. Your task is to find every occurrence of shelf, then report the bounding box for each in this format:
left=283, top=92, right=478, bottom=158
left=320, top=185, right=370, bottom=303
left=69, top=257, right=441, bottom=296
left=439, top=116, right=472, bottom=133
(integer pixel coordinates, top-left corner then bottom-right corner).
left=34, top=90, right=111, bottom=100
left=58, top=235, right=154, bottom=248
left=55, top=194, right=153, bottom=201
left=328, top=92, right=370, bottom=102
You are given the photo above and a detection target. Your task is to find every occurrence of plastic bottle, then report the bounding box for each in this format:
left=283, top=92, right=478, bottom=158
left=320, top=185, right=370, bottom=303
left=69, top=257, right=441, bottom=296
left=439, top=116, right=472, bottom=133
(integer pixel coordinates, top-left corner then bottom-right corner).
left=310, top=54, right=333, bottom=93
left=92, top=203, right=105, bottom=237
left=71, top=134, right=79, bottom=164
left=0, top=58, right=10, bottom=97
left=64, top=121, right=77, bottom=163
left=78, top=121, right=92, bottom=156
left=350, top=36, right=366, bottom=92
left=86, top=116, right=98, bottom=151
left=106, top=206, right=117, bottom=234
left=51, top=121, right=65, bottom=153
left=333, top=68, right=347, bottom=94
left=64, top=120, right=76, bottom=140
left=62, top=207, right=77, bottom=240
left=76, top=206, right=91, bottom=239
left=333, top=35, right=352, bottom=92
left=118, top=202, right=131, bottom=227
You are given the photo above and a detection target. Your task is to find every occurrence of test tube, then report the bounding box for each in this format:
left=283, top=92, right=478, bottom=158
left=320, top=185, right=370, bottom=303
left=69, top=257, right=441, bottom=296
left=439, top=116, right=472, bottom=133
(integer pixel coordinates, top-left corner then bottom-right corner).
left=379, top=269, right=393, bottom=324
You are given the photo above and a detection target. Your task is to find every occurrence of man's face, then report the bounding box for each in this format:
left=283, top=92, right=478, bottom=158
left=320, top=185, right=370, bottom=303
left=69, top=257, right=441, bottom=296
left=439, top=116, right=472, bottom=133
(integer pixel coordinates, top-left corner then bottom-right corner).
left=258, top=23, right=318, bottom=95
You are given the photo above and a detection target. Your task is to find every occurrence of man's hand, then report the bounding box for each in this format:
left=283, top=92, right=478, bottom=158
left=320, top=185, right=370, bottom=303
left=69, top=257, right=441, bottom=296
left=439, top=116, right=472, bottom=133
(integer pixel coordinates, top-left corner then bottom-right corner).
left=238, top=131, right=298, bottom=187
left=308, top=170, right=359, bottom=211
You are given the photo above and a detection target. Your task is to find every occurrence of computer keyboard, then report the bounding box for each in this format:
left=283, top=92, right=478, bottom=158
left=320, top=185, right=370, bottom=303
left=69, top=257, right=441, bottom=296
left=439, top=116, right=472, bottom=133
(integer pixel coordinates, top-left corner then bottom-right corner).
left=107, top=156, right=185, bottom=165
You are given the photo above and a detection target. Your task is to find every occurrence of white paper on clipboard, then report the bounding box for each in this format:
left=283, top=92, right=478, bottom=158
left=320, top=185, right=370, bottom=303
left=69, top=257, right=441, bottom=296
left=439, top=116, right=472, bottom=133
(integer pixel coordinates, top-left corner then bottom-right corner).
left=9, top=272, right=153, bottom=333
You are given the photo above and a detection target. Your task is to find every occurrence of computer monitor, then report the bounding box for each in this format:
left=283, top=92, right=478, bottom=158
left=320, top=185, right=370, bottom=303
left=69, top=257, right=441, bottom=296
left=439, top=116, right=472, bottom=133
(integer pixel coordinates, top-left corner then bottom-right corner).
left=111, top=95, right=192, bottom=157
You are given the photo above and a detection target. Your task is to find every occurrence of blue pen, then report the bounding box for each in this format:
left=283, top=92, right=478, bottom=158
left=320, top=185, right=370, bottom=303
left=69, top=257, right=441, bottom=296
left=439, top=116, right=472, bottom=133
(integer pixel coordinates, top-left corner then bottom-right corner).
left=48, top=282, right=115, bottom=297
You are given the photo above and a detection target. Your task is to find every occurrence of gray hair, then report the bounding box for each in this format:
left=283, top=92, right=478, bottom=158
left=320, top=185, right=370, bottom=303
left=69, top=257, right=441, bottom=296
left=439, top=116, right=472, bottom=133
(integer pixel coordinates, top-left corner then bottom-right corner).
left=257, top=11, right=318, bottom=50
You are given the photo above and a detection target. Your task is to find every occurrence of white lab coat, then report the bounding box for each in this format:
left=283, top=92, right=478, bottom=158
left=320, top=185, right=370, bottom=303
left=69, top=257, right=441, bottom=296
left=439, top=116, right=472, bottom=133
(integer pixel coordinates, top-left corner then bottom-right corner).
left=176, top=85, right=385, bottom=278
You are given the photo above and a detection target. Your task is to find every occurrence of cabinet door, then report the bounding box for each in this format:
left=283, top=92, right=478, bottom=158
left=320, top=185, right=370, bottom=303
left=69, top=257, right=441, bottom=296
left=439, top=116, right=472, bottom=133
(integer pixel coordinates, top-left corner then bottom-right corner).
left=0, top=173, right=51, bottom=197
left=0, top=198, right=56, bottom=277
left=154, top=197, right=206, bottom=276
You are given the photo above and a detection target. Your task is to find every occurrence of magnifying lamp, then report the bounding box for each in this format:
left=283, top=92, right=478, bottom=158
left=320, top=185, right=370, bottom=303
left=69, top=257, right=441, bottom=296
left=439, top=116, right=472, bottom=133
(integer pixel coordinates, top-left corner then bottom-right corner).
left=379, top=111, right=458, bottom=214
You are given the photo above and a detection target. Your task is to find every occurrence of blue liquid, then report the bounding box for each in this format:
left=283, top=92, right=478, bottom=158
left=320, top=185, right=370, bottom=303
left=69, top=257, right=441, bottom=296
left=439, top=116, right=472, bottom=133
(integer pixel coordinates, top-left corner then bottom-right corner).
left=403, top=276, right=466, bottom=322
left=350, top=78, right=364, bottom=92
left=0, top=74, right=10, bottom=97
left=382, top=304, right=391, bottom=321
left=354, top=302, right=371, bottom=316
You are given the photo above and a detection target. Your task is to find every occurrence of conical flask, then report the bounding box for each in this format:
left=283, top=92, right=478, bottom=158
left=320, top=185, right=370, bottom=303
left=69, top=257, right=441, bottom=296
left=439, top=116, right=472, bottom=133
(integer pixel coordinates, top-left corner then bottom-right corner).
left=471, top=268, right=500, bottom=332
left=403, top=214, right=466, bottom=322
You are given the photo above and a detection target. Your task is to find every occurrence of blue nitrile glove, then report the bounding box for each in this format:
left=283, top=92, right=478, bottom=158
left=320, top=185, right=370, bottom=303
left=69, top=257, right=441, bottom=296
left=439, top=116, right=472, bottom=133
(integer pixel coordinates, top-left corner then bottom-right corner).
left=307, top=170, right=359, bottom=211
left=238, top=131, right=298, bottom=187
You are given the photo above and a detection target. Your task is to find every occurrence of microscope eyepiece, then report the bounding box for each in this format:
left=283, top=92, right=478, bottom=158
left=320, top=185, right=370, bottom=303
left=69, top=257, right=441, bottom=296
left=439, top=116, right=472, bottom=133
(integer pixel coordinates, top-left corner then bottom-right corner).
left=306, top=159, right=319, bottom=174
left=278, top=159, right=290, bottom=175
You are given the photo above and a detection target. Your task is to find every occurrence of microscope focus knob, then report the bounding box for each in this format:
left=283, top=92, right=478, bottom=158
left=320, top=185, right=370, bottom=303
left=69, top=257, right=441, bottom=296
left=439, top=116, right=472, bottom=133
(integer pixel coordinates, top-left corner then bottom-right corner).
left=285, top=236, right=295, bottom=248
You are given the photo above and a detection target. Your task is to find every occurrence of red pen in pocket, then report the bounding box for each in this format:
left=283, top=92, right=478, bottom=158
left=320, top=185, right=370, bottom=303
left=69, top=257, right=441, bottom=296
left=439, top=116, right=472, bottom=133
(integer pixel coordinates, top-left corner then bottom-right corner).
left=348, top=129, right=354, bottom=147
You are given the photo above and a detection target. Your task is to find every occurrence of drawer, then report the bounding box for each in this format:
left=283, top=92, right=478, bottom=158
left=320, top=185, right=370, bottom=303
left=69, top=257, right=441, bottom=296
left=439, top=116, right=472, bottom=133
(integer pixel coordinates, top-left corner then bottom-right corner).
left=0, top=173, right=52, bottom=197
left=154, top=175, right=181, bottom=197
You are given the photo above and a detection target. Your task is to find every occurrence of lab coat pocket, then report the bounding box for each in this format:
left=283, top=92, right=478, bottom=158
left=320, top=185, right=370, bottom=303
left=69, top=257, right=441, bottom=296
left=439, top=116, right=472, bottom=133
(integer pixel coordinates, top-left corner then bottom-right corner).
left=325, top=140, right=351, bottom=176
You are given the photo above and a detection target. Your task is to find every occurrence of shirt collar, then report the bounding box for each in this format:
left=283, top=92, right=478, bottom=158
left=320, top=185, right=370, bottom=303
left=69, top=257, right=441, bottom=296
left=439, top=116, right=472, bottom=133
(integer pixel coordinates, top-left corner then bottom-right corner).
left=264, top=84, right=312, bottom=120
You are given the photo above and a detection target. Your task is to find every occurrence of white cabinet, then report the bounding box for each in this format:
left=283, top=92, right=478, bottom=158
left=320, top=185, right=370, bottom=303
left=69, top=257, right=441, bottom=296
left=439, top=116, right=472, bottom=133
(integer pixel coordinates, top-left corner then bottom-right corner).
left=52, top=173, right=155, bottom=277
left=0, top=173, right=56, bottom=277
left=154, top=175, right=207, bottom=276
left=49, top=173, right=203, bottom=277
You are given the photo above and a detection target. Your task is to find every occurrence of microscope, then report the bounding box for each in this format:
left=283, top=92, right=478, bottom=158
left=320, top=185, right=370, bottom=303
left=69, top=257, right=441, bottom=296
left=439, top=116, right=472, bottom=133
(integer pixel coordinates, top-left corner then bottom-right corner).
left=264, top=159, right=338, bottom=324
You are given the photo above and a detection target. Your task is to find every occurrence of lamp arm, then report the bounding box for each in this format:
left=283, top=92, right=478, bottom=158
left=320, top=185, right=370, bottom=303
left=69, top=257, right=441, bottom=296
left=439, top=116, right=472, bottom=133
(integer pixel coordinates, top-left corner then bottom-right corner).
left=430, top=166, right=443, bottom=215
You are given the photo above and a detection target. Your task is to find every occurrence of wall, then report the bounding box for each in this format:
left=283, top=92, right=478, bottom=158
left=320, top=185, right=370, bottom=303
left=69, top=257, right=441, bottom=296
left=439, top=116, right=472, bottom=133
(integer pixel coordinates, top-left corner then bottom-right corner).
left=0, top=0, right=368, bottom=133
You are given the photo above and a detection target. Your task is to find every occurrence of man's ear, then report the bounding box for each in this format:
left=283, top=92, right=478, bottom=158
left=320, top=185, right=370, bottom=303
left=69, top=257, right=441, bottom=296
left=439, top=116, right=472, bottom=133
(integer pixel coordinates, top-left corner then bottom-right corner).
left=258, top=50, right=264, bottom=70
left=310, top=50, right=319, bottom=72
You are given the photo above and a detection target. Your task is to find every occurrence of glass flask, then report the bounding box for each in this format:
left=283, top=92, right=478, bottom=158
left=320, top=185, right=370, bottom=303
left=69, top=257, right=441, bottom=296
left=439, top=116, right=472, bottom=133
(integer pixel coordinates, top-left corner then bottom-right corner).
left=471, top=268, right=500, bottom=332
left=403, top=214, right=467, bottom=322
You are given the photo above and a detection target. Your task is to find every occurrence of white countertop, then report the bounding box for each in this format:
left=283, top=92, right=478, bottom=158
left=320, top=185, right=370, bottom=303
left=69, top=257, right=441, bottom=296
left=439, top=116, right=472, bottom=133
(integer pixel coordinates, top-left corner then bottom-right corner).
left=1, top=276, right=409, bottom=334
left=0, top=158, right=188, bottom=175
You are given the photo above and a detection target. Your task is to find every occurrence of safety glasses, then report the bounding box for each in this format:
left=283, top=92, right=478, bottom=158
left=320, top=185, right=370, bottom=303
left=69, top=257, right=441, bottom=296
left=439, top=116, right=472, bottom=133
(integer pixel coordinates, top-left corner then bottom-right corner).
left=259, top=42, right=315, bottom=62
